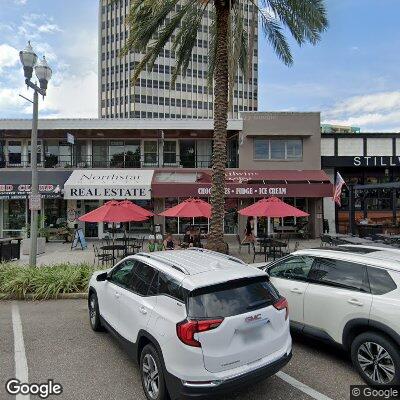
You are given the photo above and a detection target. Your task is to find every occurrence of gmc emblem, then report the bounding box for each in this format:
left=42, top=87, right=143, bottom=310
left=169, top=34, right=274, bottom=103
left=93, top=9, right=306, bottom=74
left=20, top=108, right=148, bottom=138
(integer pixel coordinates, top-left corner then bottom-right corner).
left=245, top=314, right=262, bottom=323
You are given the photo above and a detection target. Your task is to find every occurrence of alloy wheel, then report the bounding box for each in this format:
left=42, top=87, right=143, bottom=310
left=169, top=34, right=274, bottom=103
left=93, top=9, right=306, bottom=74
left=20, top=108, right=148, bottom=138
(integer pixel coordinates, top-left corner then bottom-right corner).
left=142, top=353, right=159, bottom=399
left=89, top=297, right=96, bottom=326
left=357, top=341, right=395, bottom=384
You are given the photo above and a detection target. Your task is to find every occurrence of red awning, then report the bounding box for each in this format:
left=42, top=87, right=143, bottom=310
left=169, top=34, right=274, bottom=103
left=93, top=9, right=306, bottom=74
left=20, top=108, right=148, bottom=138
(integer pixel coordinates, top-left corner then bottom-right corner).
left=151, top=169, right=333, bottom=198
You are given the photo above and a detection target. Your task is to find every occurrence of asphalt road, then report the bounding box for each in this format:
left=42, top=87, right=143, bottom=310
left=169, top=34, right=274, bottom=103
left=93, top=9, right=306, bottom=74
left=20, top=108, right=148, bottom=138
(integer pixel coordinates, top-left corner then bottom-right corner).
left=0, top=300, right=363, bottom=400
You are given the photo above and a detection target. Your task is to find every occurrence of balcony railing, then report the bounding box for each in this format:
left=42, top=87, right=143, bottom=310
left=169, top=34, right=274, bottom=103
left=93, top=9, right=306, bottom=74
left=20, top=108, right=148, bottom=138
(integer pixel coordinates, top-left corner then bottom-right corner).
left=0, top=154, right=239, bottom=169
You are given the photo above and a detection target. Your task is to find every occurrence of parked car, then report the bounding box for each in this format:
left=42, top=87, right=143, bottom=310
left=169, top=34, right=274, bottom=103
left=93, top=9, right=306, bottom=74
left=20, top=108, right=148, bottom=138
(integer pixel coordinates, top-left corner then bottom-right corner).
left=254, top=245, right=400, bottom=386
left=88, top=248, right=292, bottom=400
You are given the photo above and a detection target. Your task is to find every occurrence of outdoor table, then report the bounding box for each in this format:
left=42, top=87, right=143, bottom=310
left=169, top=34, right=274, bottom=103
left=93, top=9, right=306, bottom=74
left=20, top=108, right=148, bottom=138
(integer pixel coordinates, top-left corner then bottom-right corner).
left=100, top=244, right=126, bottom=260
left=257, top=238, right=287, bottom=261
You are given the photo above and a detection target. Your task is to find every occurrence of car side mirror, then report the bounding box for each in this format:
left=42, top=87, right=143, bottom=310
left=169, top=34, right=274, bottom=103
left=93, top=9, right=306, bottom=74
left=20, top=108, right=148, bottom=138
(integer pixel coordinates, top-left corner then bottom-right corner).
left=96, top=272, right=108, bottom=282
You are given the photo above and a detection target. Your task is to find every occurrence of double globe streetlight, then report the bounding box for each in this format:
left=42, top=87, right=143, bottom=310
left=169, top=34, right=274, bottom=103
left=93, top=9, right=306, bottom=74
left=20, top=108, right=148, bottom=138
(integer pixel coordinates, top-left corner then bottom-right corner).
left=19, top=41, right=52, bottom=266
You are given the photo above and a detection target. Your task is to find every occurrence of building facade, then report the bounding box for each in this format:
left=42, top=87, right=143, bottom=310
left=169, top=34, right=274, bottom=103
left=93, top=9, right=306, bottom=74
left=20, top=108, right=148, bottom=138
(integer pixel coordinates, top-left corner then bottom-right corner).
left=99, top=0, right=258, bottom=119
left=322, top=132, right=400, bottom=234
left=0, top=113, right=331, bottom=240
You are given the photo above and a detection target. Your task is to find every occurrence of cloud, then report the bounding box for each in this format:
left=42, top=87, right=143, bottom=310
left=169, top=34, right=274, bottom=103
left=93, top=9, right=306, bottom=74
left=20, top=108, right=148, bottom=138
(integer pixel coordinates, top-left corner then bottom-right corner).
left=40, top=71, right=98, bottom=118
left=322, top=91, right=400, bottom=132
left=14, top=0, right=27, bottom=4
left=0, top=44, right=19, bottom=71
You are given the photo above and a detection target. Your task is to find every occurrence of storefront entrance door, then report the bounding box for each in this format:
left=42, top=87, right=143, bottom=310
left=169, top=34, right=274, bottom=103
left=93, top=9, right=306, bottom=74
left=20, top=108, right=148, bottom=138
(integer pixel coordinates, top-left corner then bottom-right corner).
left=84, top=201, right=100, bottom=238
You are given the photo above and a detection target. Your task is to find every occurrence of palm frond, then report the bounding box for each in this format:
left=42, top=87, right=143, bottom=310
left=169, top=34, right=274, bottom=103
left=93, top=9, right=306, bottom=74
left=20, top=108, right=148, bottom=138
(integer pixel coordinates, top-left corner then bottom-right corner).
left=171, top=1, right=210, bottom=84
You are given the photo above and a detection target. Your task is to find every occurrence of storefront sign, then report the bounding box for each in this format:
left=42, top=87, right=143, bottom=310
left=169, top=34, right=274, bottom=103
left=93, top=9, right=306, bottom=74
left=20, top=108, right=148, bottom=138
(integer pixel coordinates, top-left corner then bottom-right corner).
left=152, top=183, right=332, bottom=198
left=0, top=184, right=62, bottom=199
left=322, top=156, right=400, bottom=168
left=64, top=170, right=154, bottom=200
left=197, top=186, right=288, bottom=196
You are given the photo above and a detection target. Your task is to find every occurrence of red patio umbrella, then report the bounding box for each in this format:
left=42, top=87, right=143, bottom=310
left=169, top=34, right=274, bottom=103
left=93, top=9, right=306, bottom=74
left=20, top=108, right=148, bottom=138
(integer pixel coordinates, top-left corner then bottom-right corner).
left=79, top=200, right=150, bottom=223
left=119, top=200, right=154, bottom=218
left=238, top=197, right=309, bottom=218
left=159, top=198, right=211, bottom=218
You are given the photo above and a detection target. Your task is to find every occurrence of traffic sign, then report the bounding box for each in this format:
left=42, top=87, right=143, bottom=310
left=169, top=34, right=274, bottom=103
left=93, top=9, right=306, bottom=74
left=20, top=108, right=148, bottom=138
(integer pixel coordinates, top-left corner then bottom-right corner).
left=29, top=194, right=42, bottom=211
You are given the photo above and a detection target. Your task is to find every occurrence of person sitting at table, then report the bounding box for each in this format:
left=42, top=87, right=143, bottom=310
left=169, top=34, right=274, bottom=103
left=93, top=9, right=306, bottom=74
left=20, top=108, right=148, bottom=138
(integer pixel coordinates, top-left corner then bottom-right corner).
left=147, top=238, right=156, bottom=252
left=242, top=216, right=255, bottom=244
left=183, top=227, right=197, bottom=247
left=163, top=233, right=175, bottom=250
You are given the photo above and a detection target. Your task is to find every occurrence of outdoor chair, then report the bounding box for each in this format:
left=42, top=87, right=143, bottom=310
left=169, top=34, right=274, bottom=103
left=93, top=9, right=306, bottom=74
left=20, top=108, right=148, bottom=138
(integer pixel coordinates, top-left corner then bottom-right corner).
left=132, top=236, right=145, bottom=253
left=93, top=244, right=113, bottom=267
left=252, top=242, right=267, bottom=263
left=320, top=234, right=332, bottom=247
left=236, top=234, right=250, bottom=254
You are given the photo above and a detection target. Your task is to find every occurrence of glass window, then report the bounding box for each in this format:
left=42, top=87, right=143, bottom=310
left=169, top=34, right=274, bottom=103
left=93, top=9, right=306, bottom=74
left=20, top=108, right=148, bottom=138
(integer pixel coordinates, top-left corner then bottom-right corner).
left=270, top=140, right=285, bottom=160
left=144, top=141, right=158, bottom=166
left=8, top=141, right=22, bottom=165
left=188, top=277, right=280, bottom=318
left=110, top=259, right=135, bottom=288
left=59, top=141, right=72, bottom=167
left=109, top=140, right=125, bottom=167
left=130, top=261, right=157, bottom=296
left=253, top=139, right=303, bottom=161
left=164, top=198, right=178, bottom=234
left=125, top=140, right=140, bottom=167
left=268, top=256, right=315, bottom=281
left=3, top=200, right=26, bottom=232
left=44, top=199, right=67, bottom=228
left=75, top=141, right=88, bottom=167
left=254, top=139, right=269, bottom=160
left=367, top=267, right=397, bottom=295
left=92, top=141, right=108, bottom=168
left=224, top=198, right=238, bottom=234
left=163, top=141, right=177, bottom=165
left=155, top=272, right=185, bottom=302
left=286, top=140, right=302, bottom=159
left=179, top=140, right=196, bottom=167
left=309, top=258, right=368, bottom=292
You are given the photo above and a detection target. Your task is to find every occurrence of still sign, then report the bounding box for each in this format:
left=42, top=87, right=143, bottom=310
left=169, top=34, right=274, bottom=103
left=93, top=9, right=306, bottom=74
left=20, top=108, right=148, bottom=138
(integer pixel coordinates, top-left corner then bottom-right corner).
left=29, top=194, right=42, bottom=211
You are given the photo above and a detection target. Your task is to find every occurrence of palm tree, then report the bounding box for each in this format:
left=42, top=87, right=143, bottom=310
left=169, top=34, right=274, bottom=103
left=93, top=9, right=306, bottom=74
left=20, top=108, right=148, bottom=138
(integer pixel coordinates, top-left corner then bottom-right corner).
left=119, top=0, right=328, bottom=252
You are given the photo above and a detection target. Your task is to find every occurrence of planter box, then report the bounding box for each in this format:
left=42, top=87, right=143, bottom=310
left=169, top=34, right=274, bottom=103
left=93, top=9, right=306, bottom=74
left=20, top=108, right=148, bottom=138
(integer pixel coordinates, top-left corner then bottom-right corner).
left=21, top=237, right=46, bottom=255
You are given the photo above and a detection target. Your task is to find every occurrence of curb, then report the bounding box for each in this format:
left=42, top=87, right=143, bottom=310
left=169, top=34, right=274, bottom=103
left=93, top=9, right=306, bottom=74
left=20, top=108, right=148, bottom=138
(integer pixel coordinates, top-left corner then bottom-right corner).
left=0, top=292, right=88, bottom=301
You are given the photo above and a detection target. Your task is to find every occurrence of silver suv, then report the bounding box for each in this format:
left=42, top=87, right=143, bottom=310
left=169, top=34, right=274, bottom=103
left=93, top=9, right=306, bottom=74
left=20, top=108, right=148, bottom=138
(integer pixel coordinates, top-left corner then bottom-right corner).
left=88, top=248, right=292, bottom=400
left=256, top=245, right=400, bottom=385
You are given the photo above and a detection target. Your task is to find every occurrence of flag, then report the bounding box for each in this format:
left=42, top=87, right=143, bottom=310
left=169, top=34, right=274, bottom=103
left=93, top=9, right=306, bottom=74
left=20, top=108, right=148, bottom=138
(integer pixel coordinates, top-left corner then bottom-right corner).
left=333, top=172, right=346, bottom=206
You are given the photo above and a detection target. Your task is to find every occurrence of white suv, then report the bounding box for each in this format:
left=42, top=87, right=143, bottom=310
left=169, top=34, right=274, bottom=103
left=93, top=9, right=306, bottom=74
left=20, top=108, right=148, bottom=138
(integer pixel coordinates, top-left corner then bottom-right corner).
left=88, top=248, right=292, bottom=400
left=257, top=245, right=400, bottom=386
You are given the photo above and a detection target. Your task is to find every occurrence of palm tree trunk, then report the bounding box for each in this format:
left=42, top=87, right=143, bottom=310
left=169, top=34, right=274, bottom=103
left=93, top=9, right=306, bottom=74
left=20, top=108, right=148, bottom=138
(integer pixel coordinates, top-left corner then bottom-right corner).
left=206, top=1, right=230, bottom=253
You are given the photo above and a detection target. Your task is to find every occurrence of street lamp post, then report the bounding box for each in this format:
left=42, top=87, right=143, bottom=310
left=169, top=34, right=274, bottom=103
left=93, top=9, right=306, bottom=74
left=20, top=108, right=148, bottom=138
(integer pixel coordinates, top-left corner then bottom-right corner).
left=19, top=42, right=52, bottom=266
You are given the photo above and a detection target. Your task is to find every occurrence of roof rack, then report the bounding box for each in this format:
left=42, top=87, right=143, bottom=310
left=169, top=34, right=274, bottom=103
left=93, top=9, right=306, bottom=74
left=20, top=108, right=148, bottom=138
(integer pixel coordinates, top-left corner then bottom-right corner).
left=136, top=252, right=190, bottom=275
left=186, top=247, right=246, bottom=265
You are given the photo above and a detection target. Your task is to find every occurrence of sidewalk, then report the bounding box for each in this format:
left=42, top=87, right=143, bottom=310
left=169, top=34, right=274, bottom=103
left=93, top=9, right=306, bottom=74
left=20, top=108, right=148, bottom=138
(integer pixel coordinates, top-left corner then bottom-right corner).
left=16, top=237, right=322, bottom=267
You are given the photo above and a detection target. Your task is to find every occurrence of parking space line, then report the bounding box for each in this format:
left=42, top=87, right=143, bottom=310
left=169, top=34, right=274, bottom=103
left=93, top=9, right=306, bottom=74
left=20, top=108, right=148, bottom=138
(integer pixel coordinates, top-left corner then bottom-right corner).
left=12, top=303, right=30, bottom=400
left=276, top=371, right=333, bottom=400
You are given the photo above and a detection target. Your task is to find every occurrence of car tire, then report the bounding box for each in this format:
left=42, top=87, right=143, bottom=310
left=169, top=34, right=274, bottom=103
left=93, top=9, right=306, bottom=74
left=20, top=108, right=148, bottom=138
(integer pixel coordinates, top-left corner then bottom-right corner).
left=351, top=332, right=400, bottom=385
left=88, top=292, right=103, bottom=332
left=140, top=344, right=167, bottom=400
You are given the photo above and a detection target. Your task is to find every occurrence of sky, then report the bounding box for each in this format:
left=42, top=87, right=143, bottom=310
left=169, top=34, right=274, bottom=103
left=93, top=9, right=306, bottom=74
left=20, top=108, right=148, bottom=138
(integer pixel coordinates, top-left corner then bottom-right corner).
left=0, top=0, right=399, bottom=131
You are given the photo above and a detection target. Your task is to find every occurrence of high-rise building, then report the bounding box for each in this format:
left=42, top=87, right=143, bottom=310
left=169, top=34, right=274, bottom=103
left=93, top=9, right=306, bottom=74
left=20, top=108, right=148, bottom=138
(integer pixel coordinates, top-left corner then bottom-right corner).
left=99, top=0, right=258, bottom=119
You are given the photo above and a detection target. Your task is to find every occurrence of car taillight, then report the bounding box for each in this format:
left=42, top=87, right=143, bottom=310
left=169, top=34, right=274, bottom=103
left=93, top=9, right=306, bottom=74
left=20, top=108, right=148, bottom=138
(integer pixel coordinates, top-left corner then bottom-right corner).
left=176, top=319, right=224, bottom=347
left=274, top=297, right=289, bottom=320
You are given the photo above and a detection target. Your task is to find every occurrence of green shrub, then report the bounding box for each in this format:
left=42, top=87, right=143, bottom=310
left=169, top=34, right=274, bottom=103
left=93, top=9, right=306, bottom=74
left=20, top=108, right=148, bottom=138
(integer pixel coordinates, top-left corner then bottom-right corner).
left=0, top=263, right=105, bottom=300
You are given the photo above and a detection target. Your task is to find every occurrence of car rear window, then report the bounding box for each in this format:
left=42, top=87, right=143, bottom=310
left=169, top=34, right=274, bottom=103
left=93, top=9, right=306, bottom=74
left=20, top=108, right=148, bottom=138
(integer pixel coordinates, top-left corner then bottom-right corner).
left=188, top=277, right=280, bottom=318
